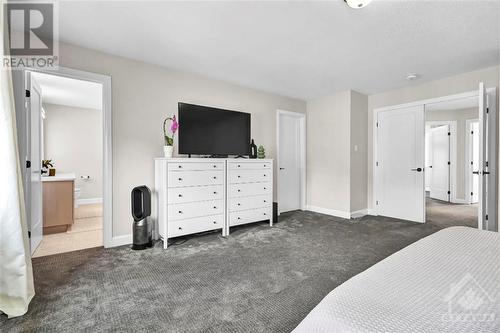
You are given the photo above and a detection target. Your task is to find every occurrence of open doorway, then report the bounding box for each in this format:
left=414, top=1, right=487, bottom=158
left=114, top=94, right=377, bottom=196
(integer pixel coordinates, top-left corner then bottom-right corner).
left=424, top=96, right=478, bottom=228
left=373, top=84, right=497, bottom=231
left=27, top=71, right=104, bottom=257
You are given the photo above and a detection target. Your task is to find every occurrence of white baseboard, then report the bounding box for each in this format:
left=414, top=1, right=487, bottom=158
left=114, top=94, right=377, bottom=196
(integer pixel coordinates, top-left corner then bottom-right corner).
left=306, top=205, right=350, bottom=219
left=77, top=197, right=103, bottom=205
left=350, top=209, right=368, bottom=219
left=367, top=208, right=377, bottom=215
left=107, top=234, right=132, bottom=248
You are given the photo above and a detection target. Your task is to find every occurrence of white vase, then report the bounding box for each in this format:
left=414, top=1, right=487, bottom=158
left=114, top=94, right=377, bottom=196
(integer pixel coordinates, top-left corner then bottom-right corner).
left=163, top=145, right=173, bottom=158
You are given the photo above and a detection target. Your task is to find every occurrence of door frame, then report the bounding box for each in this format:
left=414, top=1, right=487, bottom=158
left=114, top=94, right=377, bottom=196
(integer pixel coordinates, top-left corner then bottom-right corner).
left=372, top=88, right=497, bottom=231
left=276, top=109, right=306, bottom=214
left=18, top=66, right=114, bottom=248
left=425, top=120, right=457, bottom=203
left=465, top=118, right=480, bottom=204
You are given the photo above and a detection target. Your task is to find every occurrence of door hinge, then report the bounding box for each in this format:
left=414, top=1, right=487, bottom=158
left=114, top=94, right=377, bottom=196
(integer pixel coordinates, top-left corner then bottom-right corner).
left=376, top=200, right=379, bottom=205
left=486, top=161, right=489, bottom=167
left=471, top=130, right=474, bottom=135
left=376, top=161, right=379, bottom=166
left=447, top=161, right=450, bottom=165
left=447, top=191, right=450, bottom=195
left=487, top=107, right=489, bottom=114
left=486, top=214, right=489, bottom=221
left=26, top=160, right=31, bottom=168
left=25, top=89, right=30, bottom=98
left=376, top=122, right=379, bottom=128
left=471, top=192, right=473, bottom=196
left=28, top=231, right=31, bottom=238
left=447, top=132, right=451, bottom=136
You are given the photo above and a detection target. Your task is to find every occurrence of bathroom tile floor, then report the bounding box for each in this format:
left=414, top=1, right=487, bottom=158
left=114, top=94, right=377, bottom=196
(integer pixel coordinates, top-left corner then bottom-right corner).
left=32, top=204, right=103, bottom=258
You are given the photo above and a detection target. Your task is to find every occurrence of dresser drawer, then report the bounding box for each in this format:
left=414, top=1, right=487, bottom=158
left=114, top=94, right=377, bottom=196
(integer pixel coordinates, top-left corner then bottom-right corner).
left=229, top=194, right=272, bottom=212
left=168, top=170, right=223, bottom=187
left=168, top=162, right=224, bottom=172
left=167, top=185, right=223, bottom=204
left=229, top=169, right=272, bottom=184
left=168, top=214, right=224, bottom=238
left=168, top=200, right=224, bottom=221
left=228, top=182, right=271, bottom=198
left=229, top=207, right=272, bottom=227
left=228, top=161, right=272, bottom=170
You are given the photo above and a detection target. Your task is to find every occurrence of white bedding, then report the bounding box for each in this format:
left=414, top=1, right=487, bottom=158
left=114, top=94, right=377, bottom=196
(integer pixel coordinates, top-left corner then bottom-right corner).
left=293, top=227, right=500, bottom=333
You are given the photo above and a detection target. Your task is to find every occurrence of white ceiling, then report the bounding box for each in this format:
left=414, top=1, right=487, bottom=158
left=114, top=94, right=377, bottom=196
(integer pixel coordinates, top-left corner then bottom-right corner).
left=57, top=1, right=500, bottom=100
left=31, top=72, right=102, bottom=110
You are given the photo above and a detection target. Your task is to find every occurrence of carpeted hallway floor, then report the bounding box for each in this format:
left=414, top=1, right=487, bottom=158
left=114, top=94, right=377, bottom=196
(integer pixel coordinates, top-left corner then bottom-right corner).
left=426, top=197, right=478, bottom=228
left=2, top=210, right=471, bottom=332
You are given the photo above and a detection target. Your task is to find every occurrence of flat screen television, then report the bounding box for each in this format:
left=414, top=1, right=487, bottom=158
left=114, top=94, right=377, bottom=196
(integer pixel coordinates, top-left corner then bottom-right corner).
left=178, top=102, right=251, bottom=156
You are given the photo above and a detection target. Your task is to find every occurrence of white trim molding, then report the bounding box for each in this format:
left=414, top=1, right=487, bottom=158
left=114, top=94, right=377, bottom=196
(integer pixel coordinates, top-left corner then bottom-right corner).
left=77, top=197, right=103, bottom=205
left=306, top=205, right=351, bottom=219
left=350, top=209, right=368, bottom=219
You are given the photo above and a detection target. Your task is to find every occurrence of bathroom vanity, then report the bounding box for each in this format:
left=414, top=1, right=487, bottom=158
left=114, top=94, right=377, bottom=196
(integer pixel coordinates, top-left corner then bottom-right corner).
left=42, top=173, right=75, bottom=234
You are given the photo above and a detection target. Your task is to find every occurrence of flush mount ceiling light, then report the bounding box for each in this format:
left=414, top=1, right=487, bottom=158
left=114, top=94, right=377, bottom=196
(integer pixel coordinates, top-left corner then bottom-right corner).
left=344, top=0, right=372, bottom=9
left=406, top=73, right=420, bottom=81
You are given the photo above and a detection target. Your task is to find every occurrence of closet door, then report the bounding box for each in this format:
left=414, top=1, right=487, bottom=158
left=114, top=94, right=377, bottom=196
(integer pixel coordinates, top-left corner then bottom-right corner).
left=376, top=105, right=425, bottom=223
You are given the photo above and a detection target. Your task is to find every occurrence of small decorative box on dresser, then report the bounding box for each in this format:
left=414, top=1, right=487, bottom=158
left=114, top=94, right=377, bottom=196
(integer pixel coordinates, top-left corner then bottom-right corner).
left=155, top=158, right=274, bottom=248
left=155, top=158, right=227, bottom=249
left=226, top=159, right=273, bottom=234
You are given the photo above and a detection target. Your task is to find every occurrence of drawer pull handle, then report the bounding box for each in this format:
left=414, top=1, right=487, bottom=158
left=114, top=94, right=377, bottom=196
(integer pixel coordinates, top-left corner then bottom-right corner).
left=213, top=221, right=217, bottom=224
left=238, top=165, right=241, bottom=168
left=263, top=200, right=267, bottom=203
left=178, top=178, right=182, bottom=181
left=178, top=227, right=182, bottom=230
left=213, top=165, right=217, bottom=168
left=263, top=213, right=267, bottom=216
left=238, top=175, right=241, bottom=178
left=213, top=191, right=217, bottom=194
left=178, top=165, right=182, bottom=168
left=264, top=187, right=267, bottom=190
left=178, top=194, right=183, bottom=197
left=213, top=176, right=217, bottom=179
left=178, top=210, right=183, bottom=214
left=213, top=206, right=217, bottom=209
left=237, top=217, right=241, bottom=220
left=237, top=189, right=241, bottom=192
left=237, top=203, right=241, bottom=206
left=263, top=174, right=266, bottom=177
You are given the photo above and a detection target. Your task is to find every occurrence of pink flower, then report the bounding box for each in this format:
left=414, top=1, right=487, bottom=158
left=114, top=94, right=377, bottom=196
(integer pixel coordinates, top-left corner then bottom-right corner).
left=171, top=115, right=179, bottom=134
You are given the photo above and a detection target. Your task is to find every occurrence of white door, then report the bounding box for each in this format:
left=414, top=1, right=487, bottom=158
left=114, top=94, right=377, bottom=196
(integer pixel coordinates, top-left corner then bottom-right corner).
left=469, top=122, right=479, bottom=204
left=28, top=74, right=43, bottom=254
left=429, top=125, right=450, bottom=202
left=278, top=112, right=302, bottom=213
left=478, top=82, right=489, bottom=230
left=424, top=130, right=432, bottom=192
left=377, top=105, right=425, bottom=222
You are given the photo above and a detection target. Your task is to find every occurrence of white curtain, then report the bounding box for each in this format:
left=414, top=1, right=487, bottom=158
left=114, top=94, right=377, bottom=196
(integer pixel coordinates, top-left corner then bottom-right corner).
left=0, top=0, right=35, bottom=317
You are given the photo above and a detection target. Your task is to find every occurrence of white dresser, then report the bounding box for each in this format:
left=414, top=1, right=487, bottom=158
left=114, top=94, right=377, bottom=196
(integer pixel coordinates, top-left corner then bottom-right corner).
left=226, top=160, right=273, bottom=234
left=155, top=158, right=273, bottom=248
left=155, top=158, right=227, bottom=248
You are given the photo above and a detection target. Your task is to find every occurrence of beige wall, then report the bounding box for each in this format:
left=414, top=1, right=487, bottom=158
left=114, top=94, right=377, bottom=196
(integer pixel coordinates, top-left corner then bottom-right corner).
left=43, top=103, right=103, bottom=200
left=350, top=91, right=368, bottom=212
left=306, top=90, right=368, bottom=214
left=426, top=108, right=478, bottom=200
left=368, top=66, right=500, bottom=209
left=307, top=91, right=351, bottom=212
left=57, top=42, right=306, bottom=237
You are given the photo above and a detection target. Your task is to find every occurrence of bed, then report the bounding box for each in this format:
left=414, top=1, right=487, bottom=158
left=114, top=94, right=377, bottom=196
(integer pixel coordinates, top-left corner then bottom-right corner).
left=293, top=227, right=500, bottom=333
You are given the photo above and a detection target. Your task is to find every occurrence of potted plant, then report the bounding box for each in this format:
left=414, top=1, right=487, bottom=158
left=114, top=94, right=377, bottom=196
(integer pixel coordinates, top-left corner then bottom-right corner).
left=42, top=159, right=56, bottom=176
left=163, top=115, right=179, bottom=158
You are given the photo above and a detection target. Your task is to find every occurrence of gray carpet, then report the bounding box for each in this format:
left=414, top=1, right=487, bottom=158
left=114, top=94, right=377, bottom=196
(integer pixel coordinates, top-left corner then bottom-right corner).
left=426, top=197, right=478, bottom=228
left=2, top=210, right=469, bottom=332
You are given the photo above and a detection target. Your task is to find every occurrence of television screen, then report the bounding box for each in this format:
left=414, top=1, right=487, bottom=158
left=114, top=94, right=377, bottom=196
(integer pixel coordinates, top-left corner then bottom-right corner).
left=178, top=103, right=251, bottom=156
